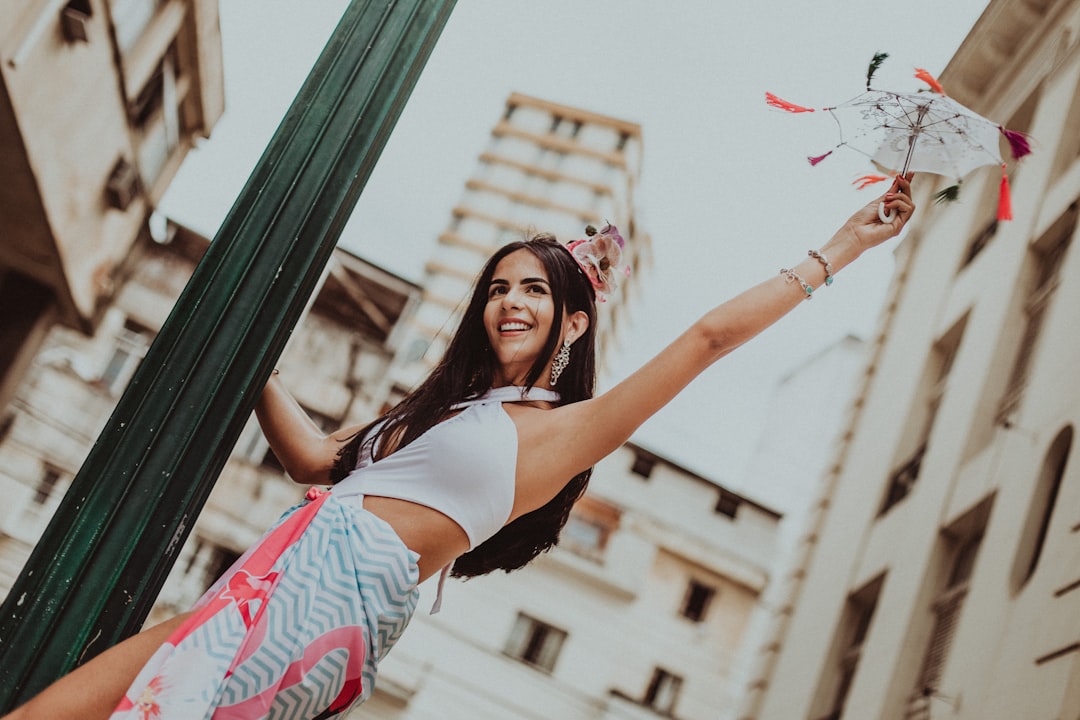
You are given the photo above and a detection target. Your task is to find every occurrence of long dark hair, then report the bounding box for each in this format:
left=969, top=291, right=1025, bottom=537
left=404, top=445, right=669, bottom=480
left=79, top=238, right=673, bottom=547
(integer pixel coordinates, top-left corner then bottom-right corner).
left=331, top=233, right=598, bottom=577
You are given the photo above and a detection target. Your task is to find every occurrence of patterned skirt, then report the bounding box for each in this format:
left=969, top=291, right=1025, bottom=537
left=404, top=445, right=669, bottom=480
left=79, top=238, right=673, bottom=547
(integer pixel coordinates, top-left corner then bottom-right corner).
left=110, top=491, right=420, bottom=720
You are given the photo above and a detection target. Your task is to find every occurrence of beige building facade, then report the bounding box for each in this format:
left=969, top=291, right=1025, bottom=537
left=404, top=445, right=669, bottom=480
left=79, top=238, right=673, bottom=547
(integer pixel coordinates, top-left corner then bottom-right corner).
left=738, top=1, right=1080, bottom=718
left=0, top=0, right=224, bottom=411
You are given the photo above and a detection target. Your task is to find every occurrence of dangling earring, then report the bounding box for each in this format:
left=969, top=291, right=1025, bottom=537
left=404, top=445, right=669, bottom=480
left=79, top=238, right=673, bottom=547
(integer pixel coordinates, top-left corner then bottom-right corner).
left=550, top=340, right=571, bottom=386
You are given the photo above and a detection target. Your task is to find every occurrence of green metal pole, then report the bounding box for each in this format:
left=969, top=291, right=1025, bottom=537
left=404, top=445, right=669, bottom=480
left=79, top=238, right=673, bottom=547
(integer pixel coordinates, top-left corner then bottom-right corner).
left=0, top=0, right=455, bottom=708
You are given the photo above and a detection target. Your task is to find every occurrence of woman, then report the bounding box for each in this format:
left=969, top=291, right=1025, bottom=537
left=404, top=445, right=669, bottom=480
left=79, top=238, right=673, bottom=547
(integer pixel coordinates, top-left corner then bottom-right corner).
left=4, top=176, right=914, bottom=719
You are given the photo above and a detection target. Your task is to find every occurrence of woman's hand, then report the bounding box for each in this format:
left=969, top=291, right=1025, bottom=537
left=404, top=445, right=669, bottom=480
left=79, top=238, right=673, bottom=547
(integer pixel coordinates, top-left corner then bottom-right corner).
left=844, top=172, right=916, bottom=252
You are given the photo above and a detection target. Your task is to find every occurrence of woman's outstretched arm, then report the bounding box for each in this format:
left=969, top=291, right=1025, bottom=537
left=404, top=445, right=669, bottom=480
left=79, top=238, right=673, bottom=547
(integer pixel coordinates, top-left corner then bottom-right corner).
left=255, top=372, right=362, bottom=485
left=515, top=175, right=915, bottom=499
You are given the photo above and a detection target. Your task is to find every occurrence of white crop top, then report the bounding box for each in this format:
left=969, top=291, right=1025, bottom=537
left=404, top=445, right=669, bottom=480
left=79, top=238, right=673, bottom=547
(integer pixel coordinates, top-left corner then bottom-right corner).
left=332, top=386, right=560, bottom=550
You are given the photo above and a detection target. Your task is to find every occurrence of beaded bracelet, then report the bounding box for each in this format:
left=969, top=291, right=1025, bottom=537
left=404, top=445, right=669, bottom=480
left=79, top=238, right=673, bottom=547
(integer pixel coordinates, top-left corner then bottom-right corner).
left=779, top=268, right=814, bottom=299
left=808, top=249, right=834, bottom=286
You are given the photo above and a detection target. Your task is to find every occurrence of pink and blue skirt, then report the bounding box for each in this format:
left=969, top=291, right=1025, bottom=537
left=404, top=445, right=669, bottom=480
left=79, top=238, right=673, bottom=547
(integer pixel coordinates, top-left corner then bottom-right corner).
left=110, top=490, right=420, bottom=719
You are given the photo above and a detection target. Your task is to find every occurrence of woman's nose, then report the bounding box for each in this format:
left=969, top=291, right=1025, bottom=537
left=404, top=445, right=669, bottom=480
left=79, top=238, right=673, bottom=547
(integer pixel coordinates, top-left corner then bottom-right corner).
left=501, top=286, right=524, bottom=308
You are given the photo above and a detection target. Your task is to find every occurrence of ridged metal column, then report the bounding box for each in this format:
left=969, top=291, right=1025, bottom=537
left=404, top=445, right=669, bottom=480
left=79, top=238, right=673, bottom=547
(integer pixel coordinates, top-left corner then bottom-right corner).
left=0, top=0, right=455, bottom=708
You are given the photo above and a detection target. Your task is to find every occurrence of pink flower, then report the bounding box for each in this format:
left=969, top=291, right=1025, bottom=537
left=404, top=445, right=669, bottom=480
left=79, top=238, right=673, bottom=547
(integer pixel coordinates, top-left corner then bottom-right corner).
left=569, top=228, right=629, bottom=301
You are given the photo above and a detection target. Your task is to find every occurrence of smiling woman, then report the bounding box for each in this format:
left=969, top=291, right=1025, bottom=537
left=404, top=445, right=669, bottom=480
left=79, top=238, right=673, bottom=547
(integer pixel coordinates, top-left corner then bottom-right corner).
left=484, top=244, right=589, bottom=389
left=3, top=178, right=915, bottom=720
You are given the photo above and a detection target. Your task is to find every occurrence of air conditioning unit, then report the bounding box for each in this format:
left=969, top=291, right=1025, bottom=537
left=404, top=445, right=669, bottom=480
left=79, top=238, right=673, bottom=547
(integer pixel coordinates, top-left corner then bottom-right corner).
left=60, top=0, right=93, bottom=44
left=105, top=158, right=141, bottom=210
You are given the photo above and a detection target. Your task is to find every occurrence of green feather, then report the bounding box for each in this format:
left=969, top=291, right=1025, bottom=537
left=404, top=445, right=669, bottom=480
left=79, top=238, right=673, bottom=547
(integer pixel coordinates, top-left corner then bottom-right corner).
left=866, top=52, right=889, bottom=90
left=934, top=183, right=961, bottom=204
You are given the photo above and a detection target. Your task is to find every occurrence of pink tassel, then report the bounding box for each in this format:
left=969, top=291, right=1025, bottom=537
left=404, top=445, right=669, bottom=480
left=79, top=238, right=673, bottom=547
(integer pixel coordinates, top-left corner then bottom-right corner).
left=999, top=127, right=1033, bottom=160
left=765, top=92, right=815, bottom=113
left=807, top=151, right=833, bottom=166
left=853, top=174, right=889, bottom=190
left=998, top=164, right=1013, bottom=222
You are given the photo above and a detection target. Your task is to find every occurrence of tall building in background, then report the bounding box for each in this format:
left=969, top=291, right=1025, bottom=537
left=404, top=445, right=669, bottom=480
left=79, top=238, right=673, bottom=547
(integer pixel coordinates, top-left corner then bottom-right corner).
left=0, top=0, right=224, bottom=411
left=390, top=92, right=651, bottom=393
left=738, top=1, right=1080, bottom=718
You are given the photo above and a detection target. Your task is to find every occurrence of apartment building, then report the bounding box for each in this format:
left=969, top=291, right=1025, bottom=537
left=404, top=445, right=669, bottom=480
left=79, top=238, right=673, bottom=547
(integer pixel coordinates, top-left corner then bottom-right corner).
left=0, top=0, right=224, bottom=410
left=738, top=1, right=1080, bottom=718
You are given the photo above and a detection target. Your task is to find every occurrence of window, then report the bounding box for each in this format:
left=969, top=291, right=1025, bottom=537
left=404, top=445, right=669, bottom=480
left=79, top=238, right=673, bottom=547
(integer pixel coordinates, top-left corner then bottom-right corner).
left=1010, top=426, right=1072, bottom=592
left=33, top=466, right=62, bottom=505
left=0, top=413, right=14, bottom=444
left=680, top=580, right=716, bottom=622
left=131, top=48, right=180, bottom=189
left=100, top=319, right=153, bottom=394
left=904, top=528, right=983, bottom=718
left=715, top=489, right=741, bottom=518
left=812, top=575, right=883, bottom=720
left=504, top=613, right=567, bottom=672
left=60, top=0, right=93, bottom=43
left=958, top=219, right=998, bottom=269
left=880, top=316, right=966, bottom=515
left=997, top=211, right=1074, bottom=424
left=631, top=450, right=657, bottom=478
left=644, top=668, right=683, bottom=715
left=561, top=496, right=619, bottom=561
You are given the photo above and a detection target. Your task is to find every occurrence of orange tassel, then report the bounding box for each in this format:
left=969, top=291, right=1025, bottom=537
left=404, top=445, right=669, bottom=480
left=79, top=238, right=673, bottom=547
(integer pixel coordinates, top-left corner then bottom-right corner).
left=765, top=92, right=815, bottom=113
left=914, top=68, right=946, bottom=95
left=853, top=174, right=889, bottom=190
left=998, top=164, right=1013, bottom=221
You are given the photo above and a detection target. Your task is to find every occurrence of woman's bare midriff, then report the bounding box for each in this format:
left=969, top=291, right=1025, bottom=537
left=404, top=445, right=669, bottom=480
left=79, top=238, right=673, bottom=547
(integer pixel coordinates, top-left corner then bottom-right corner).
left=360, top=495, right=471, bottom=582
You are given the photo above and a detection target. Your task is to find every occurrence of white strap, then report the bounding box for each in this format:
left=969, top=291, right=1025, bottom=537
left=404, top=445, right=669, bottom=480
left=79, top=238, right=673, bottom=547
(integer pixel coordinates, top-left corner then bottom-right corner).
left=430, top=564, right=451, bottom=614
left=451, top=386, right=560, bottom=411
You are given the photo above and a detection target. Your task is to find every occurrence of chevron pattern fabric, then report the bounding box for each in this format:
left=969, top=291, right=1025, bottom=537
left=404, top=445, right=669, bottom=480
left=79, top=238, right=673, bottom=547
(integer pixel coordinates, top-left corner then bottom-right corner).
left=111, top=493, right=421, bottom=720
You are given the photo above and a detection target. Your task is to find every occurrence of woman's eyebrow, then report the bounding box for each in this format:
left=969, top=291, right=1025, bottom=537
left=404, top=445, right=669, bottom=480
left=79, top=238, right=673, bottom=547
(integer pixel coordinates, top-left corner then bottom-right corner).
left=522, top=277, right=551, bottom=285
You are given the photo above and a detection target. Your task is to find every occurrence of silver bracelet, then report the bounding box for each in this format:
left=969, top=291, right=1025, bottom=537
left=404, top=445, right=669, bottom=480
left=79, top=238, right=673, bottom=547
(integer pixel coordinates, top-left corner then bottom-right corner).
left=808, top=249, right=834, bottom=286
left=779, top=268, right=814, bottom=299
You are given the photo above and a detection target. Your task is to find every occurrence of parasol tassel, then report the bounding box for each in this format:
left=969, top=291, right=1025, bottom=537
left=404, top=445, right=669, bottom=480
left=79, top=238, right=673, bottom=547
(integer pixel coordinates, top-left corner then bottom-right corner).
left=765, top=92, right=815, bottom=113
left=998, top=164, right=1013, bottom=221
left=853, top=174, right=889, bottom=190
left=1000, top=127, right=1033, bottom=160
left=914, top=67, right=946, bottom=95
left=808, top=151, right=833, bottom=166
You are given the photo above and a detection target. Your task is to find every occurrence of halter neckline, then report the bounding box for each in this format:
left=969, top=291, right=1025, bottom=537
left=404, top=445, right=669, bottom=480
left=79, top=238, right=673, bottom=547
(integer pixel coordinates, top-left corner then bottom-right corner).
left=476, top=386, right=561, bottom=403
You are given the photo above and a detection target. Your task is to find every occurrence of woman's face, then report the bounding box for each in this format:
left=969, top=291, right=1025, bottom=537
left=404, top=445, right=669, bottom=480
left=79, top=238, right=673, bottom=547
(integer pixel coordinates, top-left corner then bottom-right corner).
left=483, top=249, right=559, bottom=387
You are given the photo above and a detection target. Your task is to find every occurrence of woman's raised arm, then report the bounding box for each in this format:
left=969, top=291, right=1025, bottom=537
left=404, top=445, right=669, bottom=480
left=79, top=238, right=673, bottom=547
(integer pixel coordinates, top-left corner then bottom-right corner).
left=515, top=175, right=915, bottom=491
left=255, top=372, right=362, bottom=485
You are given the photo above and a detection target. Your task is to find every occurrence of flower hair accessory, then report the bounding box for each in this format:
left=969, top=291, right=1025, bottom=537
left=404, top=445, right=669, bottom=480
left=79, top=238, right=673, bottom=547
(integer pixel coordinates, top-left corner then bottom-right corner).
left=566, top=223, right=631, bottom=302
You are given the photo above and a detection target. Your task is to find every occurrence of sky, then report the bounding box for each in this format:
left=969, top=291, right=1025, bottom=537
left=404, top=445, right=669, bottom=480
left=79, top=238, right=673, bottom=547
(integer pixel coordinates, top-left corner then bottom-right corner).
left=161, top=0, right=992, bottom=498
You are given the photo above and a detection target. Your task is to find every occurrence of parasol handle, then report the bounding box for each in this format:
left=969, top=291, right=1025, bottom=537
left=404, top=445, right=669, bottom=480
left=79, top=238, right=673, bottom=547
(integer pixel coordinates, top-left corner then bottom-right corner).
left=880, top=108, right=924, bottom=224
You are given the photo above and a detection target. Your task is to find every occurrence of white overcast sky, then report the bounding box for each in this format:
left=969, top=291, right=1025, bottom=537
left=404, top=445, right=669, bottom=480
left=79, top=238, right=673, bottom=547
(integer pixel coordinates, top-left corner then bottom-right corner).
left=162, top=0, right=992, bottom=494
